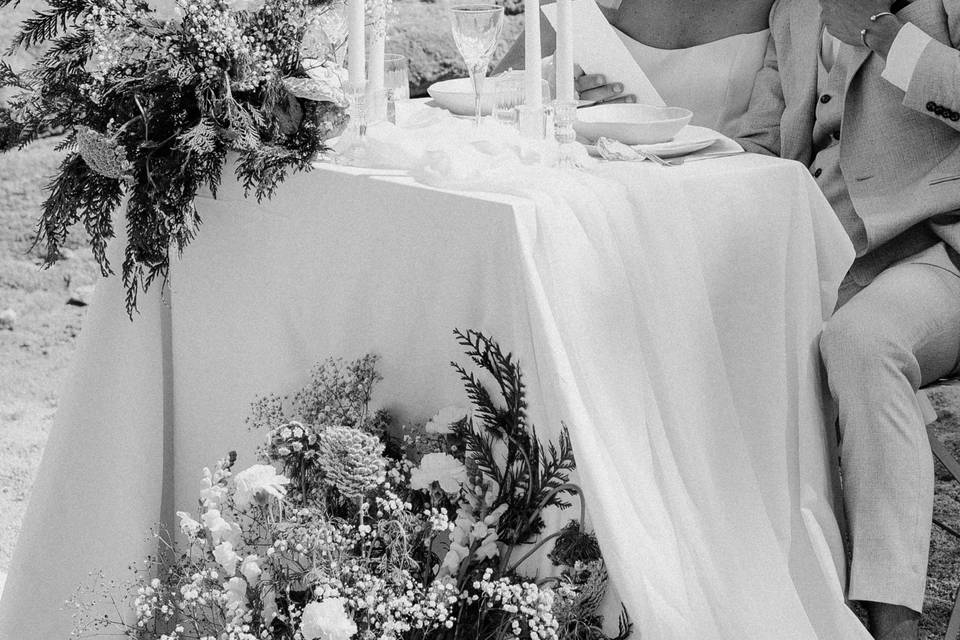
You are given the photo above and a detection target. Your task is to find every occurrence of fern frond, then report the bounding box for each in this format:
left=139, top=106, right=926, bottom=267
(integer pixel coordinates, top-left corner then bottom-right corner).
left=10, top=0, right=89, bottom=51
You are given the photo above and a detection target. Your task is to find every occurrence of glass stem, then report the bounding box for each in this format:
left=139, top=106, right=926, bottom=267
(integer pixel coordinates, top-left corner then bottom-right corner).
left=470, top=63, right=486, bottom=128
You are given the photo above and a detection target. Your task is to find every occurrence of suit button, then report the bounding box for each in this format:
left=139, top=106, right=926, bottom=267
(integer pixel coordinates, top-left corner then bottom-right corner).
left=952, top=112, right=960, bottom=122
left=814, top=168, right=823, bottom=178
left=927, top=101, right=937, bottom=111
left=832, top=130, right=840, bottom=141
left=820, top=95, right=832, bottom=104
left=935, top=106, right=945, bottom=116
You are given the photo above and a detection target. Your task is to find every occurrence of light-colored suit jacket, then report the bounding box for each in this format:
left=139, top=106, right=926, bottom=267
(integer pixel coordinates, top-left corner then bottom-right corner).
left=737, top=0, right=960, bottom=276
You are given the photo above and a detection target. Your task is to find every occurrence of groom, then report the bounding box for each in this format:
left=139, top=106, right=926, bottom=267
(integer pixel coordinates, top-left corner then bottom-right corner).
left=737, top=0, right=960, bottom=637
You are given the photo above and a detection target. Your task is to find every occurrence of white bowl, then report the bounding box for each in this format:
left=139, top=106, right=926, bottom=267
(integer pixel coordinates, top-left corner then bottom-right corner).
left=427, top=78, right=497, bottom=116
left=573, top=104, right=693, bottom=145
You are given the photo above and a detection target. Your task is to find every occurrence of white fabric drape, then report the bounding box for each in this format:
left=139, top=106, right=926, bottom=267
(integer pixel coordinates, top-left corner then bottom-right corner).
left=1, top=117, right=867, bottom=638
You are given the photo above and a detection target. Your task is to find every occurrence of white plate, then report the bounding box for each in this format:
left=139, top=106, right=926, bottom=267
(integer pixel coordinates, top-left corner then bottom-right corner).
left=573, top=103, right=693, bottom=145
left=583, top=125, right=728, bottom=159
left=427, top=78, right=497, bottom=116
left=634, top=126, right=722, bottom=157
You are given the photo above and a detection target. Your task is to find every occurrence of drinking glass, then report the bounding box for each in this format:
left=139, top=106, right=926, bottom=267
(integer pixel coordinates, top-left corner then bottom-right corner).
left=448, top=4, right=504, bottom=127
left=494, top=71, right=551, bottom=128
left=384, top=53, right=410, bottom=123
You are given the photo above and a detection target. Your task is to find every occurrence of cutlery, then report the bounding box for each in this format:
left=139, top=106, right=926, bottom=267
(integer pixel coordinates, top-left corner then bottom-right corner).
left=672, top=150, right=745, bottom=165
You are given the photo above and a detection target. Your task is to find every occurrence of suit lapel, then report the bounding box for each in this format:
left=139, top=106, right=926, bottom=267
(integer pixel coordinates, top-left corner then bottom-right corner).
left=842, top=46, right=871, bottom=98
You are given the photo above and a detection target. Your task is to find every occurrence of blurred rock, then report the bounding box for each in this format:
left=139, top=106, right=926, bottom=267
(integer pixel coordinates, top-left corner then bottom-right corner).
left=67, top=285, right=95, bottom=307
left=0, top=308, right=16, bottom=330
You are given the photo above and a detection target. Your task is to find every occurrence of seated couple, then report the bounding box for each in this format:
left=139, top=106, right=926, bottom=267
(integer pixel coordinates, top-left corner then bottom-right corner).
left=500, top=0, right=960, bottom=638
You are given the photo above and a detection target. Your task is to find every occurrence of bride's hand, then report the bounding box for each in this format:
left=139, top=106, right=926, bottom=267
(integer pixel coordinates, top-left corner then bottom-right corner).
left=575, top=65, right=636, bottom=104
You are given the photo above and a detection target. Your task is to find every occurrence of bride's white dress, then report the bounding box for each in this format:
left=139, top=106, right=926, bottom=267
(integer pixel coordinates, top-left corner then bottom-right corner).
left=613, top=27, right=770, bottom=136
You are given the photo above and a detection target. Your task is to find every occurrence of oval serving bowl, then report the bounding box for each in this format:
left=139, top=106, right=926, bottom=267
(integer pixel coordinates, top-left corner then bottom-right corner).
left=573, top=104, right=693, bottom=145
left=427, top=78, right=497, bottom=116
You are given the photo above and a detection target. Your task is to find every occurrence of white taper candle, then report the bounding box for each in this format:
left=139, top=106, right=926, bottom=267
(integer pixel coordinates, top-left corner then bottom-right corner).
left=555, top=0, right=574, bottom=102
left=523, top=0, right=542, bottom=112
left=367, top=2, right=385, bottom=93
left=347, top=0, right=365, bottom=85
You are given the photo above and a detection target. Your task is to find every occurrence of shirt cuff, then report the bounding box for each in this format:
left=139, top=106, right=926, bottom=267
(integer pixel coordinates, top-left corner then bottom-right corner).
left=881, top=22, right=933, bottom=92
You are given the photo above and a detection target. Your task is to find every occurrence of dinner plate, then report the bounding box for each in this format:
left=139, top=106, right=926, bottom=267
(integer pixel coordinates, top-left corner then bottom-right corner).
left=582, top=125, right=729, bottom=159
left=634, top=126, right=723, bottom=157
left=427, top=78, right=497, bottom=116
left=573, top=103, right=693, bottom=145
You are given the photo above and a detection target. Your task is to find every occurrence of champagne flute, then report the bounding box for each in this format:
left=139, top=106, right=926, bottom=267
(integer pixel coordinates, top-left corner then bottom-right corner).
left=448, top=4, right=504, bottom=127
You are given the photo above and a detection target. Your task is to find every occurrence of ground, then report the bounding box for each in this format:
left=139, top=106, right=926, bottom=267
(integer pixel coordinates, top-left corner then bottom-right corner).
left=2, top=3, right=960, bottom=639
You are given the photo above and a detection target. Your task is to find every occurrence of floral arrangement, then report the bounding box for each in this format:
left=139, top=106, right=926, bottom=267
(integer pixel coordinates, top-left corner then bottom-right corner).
left=0, top=0, right=353, bottom=313
left=70, top=330, right=632, bottom=640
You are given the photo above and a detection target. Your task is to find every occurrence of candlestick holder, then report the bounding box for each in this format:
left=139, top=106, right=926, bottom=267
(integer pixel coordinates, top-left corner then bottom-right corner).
left=517, top=104, right=546, bottom=139
left=345, top=80, right=369, bottom=138
left=552, top=99, right=579, bottom=167
left=332, top=80, right=372, bottom=165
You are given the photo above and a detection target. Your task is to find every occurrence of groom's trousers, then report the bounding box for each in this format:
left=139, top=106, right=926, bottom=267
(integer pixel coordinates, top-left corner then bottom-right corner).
left=820, top=241, right=960, bottom=612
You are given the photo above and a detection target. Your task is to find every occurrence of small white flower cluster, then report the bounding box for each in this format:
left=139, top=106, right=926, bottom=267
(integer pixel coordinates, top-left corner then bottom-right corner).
left=424, top=506, right=453, bottom=533
left=473, top=569, right=560, bottom=640
left=268, top=420, right=317, bottom=458
left=179, top=0, right=274, bottom=88
left=332, top=569, right=456, bottom=637
left=83, top=0, right=175, bottom=83
left=134, top=577, right=173, bottom=628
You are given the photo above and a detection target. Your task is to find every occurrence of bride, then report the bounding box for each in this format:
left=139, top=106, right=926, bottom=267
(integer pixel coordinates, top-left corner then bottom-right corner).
left=494, top=0, right=776, bottom=137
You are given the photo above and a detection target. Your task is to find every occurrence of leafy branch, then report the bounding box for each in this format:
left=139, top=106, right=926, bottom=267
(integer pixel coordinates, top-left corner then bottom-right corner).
left=451, top=329, right=578, bottom=547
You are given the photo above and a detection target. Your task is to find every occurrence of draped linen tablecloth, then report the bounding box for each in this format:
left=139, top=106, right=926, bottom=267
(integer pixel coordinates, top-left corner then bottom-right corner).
left=0, top=115, right=868, bottom=638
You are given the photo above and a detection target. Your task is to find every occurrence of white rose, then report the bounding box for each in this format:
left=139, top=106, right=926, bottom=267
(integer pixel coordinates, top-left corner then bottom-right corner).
left=409, top=452, right=467, bottom=494
left=241, top=555, right=262, bottom=585
left=425, top=406, right=470, bottom=435
left=232, top=464, right=290, bottom=509
left=213, top=541, right=239, bottom=576
left=301, top=598, right=357, bottom=640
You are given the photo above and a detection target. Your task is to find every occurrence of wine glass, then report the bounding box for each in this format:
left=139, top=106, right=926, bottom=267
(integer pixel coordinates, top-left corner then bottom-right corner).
left=448, top=4, right=504, bottom=127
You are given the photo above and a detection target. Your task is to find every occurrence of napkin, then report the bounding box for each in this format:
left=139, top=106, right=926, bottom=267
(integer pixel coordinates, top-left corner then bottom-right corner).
left=541, top=0, right=664, bottom=106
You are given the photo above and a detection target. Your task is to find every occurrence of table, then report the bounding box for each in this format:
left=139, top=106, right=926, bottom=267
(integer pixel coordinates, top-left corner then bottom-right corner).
left=0, top=148, right=869, bottom=639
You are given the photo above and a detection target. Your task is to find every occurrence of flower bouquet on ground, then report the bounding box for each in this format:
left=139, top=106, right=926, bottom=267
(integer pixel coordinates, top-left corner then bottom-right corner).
left=0, top=0, right=350, bottom=313
left=70, top=330, right=632, bottom=640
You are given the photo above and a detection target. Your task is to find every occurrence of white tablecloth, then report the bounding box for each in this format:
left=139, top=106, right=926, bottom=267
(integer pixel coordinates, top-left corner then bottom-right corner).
left=0, top=142, right=869, bottom=638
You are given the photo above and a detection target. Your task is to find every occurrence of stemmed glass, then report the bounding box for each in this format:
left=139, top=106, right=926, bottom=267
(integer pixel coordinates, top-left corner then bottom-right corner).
left=448, top=4, right=504, bottom=127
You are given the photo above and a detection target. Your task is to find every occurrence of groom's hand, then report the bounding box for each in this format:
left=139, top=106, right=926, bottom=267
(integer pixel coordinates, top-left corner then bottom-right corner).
left=820, top=0, right=905, bottom=57
left=575, top=65, right=636, bottom=104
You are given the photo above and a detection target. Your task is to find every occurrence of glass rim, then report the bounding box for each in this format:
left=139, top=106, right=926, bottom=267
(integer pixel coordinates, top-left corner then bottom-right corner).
left=448, top=3, right=504, bottom=13
left=383, top=53, right=407, bottom=62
